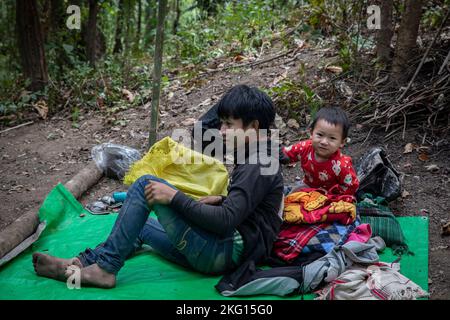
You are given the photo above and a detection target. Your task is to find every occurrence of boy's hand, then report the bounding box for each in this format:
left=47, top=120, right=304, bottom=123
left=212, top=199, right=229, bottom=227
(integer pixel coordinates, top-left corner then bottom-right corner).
left=145, top=181, right=177, bottom=206
left=198, top=195, right=222, bottom=205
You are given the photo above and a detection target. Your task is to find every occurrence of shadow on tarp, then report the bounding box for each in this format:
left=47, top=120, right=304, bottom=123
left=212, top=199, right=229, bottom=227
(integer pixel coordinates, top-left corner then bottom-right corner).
left=0, top=184, right=428, bottom=300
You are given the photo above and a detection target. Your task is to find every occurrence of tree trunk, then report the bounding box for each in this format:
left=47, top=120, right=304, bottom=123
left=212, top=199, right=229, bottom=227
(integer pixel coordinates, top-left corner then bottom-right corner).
left=16, top=0, right=48, bottom=91
left=50, top=0, right=64, bottom=32
left=114, top=0, right=124, bottom=53
left=391, top=0, right=424, bottom=83
left=144, top=0, right=156, bottom=48
left=376, top=0, right=394, bottom=65
left=124, top=0, right=132, bottom=55
left=173, top=0, right=180, bottom=35
left=136, top=0, right=142, bottom=47
left=50, top=0, right=69, bottom=79
left=149, top=0, right=168, bottom=148
left=86, top=0, right=99, bottom=66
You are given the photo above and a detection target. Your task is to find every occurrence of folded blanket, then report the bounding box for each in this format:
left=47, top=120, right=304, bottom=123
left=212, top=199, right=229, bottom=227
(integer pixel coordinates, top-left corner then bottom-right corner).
left=284, top=187, right=356, bottom=225
left=272, top=223, right=327, bottom=263
left=272, top=220, right=359, bottom=263
left=315, top=263, right=428, bottom=300
left=301, top=220, right=358, bottom=255
left=357, top=193, right=410, bottom=255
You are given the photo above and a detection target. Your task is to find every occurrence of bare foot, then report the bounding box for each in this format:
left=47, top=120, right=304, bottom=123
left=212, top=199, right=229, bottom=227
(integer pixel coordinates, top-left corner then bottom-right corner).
left=65, top=263, right=116, bottom=289
left=32, top=253, right=82, bottom=281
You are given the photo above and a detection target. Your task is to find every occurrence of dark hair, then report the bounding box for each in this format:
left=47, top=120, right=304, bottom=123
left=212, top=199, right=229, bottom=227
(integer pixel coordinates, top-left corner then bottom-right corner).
left=310, top=107, right=350, bottom=139
left=217, top=85, right=275, bottom=130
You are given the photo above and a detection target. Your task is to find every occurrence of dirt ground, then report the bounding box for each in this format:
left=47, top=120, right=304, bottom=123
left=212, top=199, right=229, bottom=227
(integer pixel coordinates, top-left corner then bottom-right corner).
left=1, top=47, right=449, bottom=299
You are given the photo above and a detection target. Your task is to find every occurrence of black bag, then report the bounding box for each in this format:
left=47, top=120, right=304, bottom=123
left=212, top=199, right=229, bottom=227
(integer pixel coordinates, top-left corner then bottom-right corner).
left=191, top=103, right=222, bottom=154
left=355, top=147, right=401, bottom=202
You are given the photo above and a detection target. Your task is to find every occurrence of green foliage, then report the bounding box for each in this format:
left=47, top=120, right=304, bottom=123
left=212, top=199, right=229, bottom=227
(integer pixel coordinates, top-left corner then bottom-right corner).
left=165, top=0, right=293, bottom=67
left=422, top=1, right=450, bottom=29
left=267, top=78, right=322, bottom=120
left=1, top=0, right=446, bottom=125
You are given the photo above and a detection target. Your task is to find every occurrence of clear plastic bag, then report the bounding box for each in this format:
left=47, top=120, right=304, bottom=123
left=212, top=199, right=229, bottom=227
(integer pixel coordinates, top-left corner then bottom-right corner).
left=91, top=143, right=141, bottom=180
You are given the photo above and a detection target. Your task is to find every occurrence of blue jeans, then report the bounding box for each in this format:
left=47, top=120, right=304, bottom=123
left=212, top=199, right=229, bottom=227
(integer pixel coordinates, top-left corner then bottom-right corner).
left=77, top=175, right=235, bottom=275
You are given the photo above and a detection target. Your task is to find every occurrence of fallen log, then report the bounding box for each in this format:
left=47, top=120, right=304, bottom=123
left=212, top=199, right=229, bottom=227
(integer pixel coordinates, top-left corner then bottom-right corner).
left=0, top=162, right=103, bottom=265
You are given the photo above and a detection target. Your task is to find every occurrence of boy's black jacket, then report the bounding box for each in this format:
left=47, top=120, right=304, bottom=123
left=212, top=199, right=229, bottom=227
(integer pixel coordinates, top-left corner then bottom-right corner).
left=170, top=140, right=284, bottom=275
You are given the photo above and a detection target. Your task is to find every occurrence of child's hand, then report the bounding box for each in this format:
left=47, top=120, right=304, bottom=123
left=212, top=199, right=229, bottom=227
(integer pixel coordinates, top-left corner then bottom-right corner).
left=144, top=181, right=177, bottom=206
left=198, top=196, right=222, bottom=205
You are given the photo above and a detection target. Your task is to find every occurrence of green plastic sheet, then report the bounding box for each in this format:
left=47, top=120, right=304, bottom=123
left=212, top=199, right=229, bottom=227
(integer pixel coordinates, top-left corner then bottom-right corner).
left=0, top=184, right=428, bottom=300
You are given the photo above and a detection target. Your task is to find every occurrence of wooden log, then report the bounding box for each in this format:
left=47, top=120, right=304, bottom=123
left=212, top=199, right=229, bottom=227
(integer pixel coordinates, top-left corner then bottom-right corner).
left=65, top=162, right=103, bottom=199
left=0, top=162, right=103, bottom=261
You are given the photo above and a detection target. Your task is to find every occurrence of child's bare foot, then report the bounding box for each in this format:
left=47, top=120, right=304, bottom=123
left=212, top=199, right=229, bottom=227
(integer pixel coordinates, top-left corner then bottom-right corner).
left=32, top=253, right=82, bottom=281
left=65, top=263, right=116, bottom=289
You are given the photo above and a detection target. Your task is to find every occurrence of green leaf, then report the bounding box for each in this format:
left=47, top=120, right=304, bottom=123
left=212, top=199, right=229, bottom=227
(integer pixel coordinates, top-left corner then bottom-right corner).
left=62, top=44, right=74, bottom=54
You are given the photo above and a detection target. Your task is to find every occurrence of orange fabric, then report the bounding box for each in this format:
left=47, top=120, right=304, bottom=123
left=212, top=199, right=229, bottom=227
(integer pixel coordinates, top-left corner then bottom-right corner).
left=283, top=187, right=356, bottom=225
left=285, top=191, right=328, bottom=211
left=329, top=200, right=356, bottom=219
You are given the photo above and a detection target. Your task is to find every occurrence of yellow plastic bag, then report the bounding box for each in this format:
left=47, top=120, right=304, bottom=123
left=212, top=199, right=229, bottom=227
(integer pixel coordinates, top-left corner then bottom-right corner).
left=123, top=137, right=229, bottom=199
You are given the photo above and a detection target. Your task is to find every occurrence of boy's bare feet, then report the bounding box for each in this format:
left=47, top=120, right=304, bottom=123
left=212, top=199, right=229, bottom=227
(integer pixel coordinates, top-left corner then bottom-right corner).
left=65, top=263, right=116, bottom=289
left=32, top=253, right=83, bottom=281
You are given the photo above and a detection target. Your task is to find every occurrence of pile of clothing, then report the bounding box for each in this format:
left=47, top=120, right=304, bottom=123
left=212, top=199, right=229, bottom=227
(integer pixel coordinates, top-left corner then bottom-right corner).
left=272, top=188, right=360, bottom=265
left=216, top=148, right=428, bottom=299
left=215, top=188, right=427, bottom=299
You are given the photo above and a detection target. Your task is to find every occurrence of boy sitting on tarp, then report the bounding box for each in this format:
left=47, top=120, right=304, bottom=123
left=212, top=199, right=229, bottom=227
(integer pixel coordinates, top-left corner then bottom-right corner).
left=32, top=84, right=284, bottom=288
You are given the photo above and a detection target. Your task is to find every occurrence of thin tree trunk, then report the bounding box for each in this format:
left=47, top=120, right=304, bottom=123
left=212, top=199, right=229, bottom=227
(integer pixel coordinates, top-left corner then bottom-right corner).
left=124, top=0, right=131, bottom=55
left=149, top=0, right=168, bottom=148
left=114, top=0, right=124, bottom=53
left=50, top=0, right=68, bottom=78
left=16, top=0, right=48, bottom=91
left=145, top=0, right=156, bottom=48
left=136, top=0, right=142, bottom=47
left=376, top=0, right=394, bottom=65
left=50, top=0, right=64, bottom=31
left=391, top=0, right=423, bottom=83
left=173, top=0, right=180, bottom=35
left=86, top=0, right=99, bottom=66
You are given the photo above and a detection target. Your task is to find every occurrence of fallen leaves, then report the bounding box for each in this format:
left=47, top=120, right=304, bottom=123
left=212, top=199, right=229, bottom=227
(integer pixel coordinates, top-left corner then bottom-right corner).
left=403, top=143, right=416, bottom=154
left=418, top=153, right=429, bottom=162
left=181, top=118, right=196, bottom=126
left=294, top=39, right=307, bottom=50
left=122, top=89, right=135, bottom=103
left=425, top=164, right=439, bottom=172
left=274, top=114, right=286, bottom=128
left=33, top=100, right=48, bottom=119
left=272, top=69, right=289, bottom=86
left=337, top=81, right=353, bottom=97
left=233, top=54, right=247, bottom=62
left=403, top=143, right=431, bottom=162
left=287, top=118, right=300, bottom=130
left=197, top=98, right=212, bottom=108
left=325, top=65, right=343, bottom=74
left=442, top=221, right=450, bottom=236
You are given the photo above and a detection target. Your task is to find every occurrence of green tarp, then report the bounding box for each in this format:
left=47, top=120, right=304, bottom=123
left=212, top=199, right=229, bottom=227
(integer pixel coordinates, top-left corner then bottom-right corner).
left=0, top=184, right=428, bottom=300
